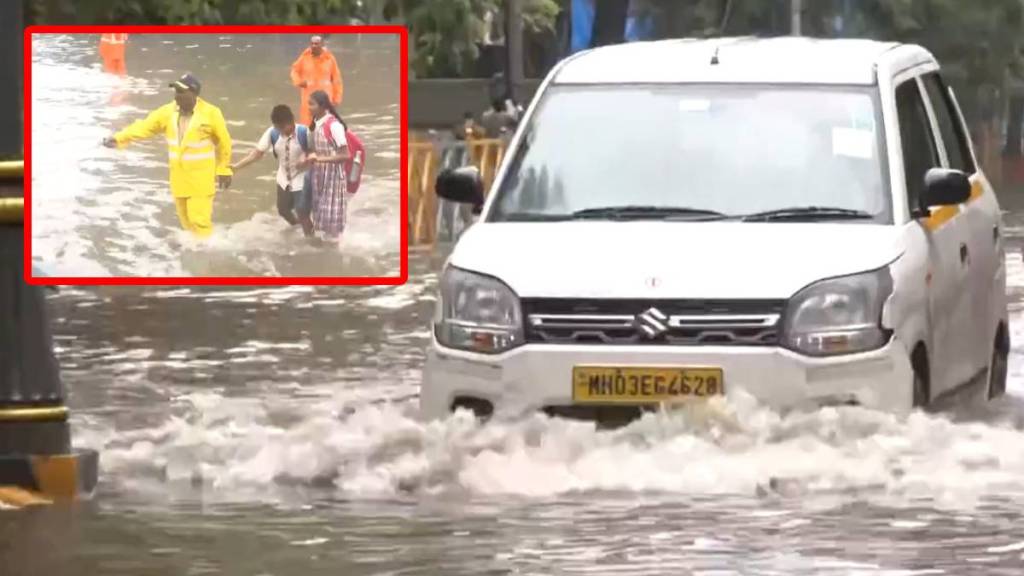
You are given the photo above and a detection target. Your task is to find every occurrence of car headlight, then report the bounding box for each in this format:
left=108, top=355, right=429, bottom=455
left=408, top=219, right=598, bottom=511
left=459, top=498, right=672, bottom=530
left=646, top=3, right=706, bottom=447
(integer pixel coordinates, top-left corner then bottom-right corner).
left=782, top=267, right=893, bottom=357
left=434, top=266, right=523, bottom=354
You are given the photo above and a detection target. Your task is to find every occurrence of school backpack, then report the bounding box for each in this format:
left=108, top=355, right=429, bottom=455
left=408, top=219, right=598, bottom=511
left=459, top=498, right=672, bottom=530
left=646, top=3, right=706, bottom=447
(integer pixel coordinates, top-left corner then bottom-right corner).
left=269, top=125, right=310, bottom=158
left=323, top=115, right=366, bottom=195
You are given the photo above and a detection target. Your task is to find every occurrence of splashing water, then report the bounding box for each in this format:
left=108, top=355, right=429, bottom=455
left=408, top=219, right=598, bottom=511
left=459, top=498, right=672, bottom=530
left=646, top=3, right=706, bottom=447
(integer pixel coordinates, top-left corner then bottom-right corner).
left=73, top=383, right=1024, bottom=511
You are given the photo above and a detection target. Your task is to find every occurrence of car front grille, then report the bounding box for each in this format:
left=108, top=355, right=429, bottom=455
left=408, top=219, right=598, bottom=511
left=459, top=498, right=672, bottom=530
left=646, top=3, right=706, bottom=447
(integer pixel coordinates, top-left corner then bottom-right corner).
left=522, top=298, right=785, bottom=346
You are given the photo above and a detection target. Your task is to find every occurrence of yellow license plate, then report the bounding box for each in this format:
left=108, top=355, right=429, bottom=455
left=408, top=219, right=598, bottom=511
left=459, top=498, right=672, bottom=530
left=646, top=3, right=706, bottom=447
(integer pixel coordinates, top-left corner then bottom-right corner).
left=572, top=366, right=724, bottom=403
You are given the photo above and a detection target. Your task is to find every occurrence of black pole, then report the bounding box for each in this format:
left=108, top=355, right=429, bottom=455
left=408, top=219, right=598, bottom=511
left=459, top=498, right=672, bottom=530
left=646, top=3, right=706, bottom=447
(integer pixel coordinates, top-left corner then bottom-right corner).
left=505, top=0, right=524, bottom=103
left=0, top=221, right=71, bottom=455
left=0, top=0, right=22, bottom=158
left=591, top=0, right=628, bottom=47
left=0, top=0, right=70, bottom=456
left=0, top=3, right=98, bottom=503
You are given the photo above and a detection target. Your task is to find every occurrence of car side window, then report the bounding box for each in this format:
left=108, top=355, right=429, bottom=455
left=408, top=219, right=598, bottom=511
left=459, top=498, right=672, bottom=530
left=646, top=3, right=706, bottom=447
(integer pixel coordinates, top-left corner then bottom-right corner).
left=895, top=79, right=940, bottom=213
left=922, top=72, right=976, bottom=174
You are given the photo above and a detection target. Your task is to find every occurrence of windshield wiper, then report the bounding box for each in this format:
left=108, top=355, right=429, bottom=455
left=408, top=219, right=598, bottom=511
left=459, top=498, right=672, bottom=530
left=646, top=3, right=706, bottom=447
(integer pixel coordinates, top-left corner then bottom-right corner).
left=569, top=205, right=728, bottom=221
left=739, top=206, right=877, bottom=222
left=499, top=212, right=575, bottom=222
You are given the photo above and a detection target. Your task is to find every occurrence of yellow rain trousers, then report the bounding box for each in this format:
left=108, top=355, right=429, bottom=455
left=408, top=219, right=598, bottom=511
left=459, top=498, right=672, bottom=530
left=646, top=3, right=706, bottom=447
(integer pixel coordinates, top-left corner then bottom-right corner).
left=113, top=98, right=233, bottom=237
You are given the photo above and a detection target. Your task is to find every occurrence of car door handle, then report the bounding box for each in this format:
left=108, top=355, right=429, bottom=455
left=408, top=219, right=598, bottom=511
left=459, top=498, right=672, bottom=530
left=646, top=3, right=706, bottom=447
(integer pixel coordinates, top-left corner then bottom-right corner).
left=960, top=243, right=969, bottom=265
left=994, top=224, right=1000, bottom=244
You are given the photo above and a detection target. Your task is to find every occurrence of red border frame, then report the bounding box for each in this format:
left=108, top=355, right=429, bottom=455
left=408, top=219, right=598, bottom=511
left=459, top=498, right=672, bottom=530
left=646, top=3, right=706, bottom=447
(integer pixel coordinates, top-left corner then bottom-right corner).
left=23, top=25, right=409, bottom=286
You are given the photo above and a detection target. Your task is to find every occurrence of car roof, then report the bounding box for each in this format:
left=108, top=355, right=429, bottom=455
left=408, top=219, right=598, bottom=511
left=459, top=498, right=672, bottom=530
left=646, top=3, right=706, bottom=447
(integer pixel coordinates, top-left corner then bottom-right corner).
left=552, top=37, right=934, bottom=86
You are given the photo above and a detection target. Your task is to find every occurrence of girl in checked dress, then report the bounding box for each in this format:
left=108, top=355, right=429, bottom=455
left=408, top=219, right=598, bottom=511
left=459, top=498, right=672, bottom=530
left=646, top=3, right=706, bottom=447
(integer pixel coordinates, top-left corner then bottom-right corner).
left=306, top=90, right=350, bottom=241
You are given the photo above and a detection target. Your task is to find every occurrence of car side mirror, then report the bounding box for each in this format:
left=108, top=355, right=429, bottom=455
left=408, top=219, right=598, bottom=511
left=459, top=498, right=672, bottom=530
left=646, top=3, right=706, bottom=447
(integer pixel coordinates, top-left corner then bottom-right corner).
left=921, top=167, right=971, bottom=209
left=435, top=166, right=484, bottom=214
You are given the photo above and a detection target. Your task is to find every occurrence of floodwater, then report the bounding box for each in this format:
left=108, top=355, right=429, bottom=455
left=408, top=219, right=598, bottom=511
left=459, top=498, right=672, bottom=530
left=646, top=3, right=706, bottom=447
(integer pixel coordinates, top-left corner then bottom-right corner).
left=29, top=33, right=401, bottom=278
left=6, top=216, right=1024, bottom=571
left=1, top=234, right=1023, bottom=575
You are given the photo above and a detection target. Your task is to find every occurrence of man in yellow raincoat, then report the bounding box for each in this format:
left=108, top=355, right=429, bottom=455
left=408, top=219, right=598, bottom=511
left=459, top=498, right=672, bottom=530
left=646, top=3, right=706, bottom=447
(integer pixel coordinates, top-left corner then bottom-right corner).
left=290, top=35, right=343, bottom=125
left=102, top=74, right=233, bottom=238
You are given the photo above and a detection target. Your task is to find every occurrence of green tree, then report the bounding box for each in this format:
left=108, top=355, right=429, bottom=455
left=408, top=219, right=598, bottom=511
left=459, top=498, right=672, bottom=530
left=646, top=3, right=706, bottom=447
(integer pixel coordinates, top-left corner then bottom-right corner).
left=25, top=0, right=561, bottom=78
left=848, top=0, right=1024, bottom=128
left=391, top=0, right=499, bottom=78
left=639, top=0, right=1024, bottom=130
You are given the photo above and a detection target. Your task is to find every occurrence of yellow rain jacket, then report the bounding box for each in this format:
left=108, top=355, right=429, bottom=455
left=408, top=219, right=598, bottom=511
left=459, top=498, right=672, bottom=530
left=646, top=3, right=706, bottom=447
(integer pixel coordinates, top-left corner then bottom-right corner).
left=113, top=98, right=233, bottom=198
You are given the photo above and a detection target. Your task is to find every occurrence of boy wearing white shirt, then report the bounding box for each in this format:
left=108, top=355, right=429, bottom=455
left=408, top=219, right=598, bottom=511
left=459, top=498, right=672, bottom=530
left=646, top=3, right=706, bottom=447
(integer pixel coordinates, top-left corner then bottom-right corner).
left=231, top=105, right=315, bottom=237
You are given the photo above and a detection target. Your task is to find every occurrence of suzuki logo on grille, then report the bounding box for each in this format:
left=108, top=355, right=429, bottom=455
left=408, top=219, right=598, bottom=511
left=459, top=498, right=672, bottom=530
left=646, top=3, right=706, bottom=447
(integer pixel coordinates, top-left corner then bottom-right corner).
left=635, top=307, right=669, bottom=339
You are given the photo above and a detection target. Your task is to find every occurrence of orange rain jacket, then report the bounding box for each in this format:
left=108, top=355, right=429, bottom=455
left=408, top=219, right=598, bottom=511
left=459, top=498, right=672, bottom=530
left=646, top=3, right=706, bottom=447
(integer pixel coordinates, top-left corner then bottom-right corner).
left=290, top=47, right=344, bottom=125
left=99, top=33, right=127, bottom=75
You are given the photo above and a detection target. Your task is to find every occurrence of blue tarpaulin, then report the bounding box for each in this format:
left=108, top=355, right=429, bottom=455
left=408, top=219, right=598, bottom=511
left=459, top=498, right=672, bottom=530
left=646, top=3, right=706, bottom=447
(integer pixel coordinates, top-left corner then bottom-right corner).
left=570, top=0, right=596, bottom=54
left=624, top=6, right=655, bottom=42
left=571, top=0, right=655, bottom=54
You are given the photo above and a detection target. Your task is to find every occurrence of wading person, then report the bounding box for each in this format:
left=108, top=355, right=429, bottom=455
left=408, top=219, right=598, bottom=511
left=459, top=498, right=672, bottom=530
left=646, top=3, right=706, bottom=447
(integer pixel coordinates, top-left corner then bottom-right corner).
left=307, top=90, right=350, bottom=241
left=99, top=32, right=128, bottom=76
left=290, top=35, right=344, bottom=125
left=230, top=105, right=315, bottom=237
left=102, top=73, right=233, bottom=238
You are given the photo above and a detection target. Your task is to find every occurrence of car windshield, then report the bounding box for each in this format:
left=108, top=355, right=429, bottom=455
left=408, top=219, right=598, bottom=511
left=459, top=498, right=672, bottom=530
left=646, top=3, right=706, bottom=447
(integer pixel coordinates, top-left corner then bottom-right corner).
left=487, top=84, right=891, bottom=223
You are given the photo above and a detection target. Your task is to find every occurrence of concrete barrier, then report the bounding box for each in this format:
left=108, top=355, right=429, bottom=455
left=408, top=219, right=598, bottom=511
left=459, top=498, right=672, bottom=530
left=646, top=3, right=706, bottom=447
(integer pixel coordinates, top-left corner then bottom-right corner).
left=409, top=79, right=542, bottom=130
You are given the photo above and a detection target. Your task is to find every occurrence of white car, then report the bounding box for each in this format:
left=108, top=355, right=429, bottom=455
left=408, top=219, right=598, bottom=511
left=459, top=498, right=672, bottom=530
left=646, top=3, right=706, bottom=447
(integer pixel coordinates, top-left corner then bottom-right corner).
left=420, top=37, right=1009, bottom=424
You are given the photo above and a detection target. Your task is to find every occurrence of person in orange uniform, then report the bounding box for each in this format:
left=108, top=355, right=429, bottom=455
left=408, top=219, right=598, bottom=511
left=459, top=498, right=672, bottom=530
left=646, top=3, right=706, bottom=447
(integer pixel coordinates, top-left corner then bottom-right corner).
left=290, top=35, right=343, bottom=125
left=99, top=32, right=128, bottom=76
left=101, top=74, right=233, bottom=238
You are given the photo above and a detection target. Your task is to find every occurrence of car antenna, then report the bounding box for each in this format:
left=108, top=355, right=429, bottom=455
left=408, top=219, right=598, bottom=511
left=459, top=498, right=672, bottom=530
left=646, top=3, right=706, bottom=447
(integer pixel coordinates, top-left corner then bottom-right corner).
left=710, top=46, right=721, bottom=65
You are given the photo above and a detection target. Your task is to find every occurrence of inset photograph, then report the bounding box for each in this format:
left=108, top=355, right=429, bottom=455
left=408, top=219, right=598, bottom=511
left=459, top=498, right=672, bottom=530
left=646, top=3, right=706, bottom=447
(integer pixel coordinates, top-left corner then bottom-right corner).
left=27, top=27, right=405, bottom=282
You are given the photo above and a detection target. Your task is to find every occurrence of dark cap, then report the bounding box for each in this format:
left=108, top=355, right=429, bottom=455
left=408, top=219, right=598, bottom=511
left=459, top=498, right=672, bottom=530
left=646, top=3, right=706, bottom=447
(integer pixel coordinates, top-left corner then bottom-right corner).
left=169, top=73, right=201, bottom=94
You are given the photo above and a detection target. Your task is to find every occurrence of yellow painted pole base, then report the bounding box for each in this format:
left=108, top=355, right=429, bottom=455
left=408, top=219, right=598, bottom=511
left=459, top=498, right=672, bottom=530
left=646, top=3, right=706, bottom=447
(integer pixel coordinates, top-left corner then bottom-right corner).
left=0, top=197, right=22, bottom=225
left=0, top=486, right=53, bottom=508
left=0, top=449, right=99, bottom=509
left=0, top=160, right=23, bottom=180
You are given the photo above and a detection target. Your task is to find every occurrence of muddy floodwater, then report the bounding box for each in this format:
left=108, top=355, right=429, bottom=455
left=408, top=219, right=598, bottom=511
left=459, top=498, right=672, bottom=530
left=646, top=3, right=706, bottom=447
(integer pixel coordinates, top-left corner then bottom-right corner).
left=1, top=218, right=1023, bottom=574
left=30, top=33, right=401, bottom=278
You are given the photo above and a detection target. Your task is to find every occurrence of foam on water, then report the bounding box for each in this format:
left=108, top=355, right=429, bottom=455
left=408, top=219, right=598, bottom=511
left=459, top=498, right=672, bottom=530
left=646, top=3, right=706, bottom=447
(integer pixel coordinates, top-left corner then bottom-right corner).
left=57, top=250, right=1024, bottom=510
left=74, top=384, right=1024, bottom=508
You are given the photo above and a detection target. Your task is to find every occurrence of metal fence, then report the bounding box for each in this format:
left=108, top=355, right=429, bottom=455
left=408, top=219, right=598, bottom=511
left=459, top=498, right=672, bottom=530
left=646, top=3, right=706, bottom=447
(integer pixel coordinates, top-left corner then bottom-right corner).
left=408, top=134, right=509, bottom=245
left=405, top=121, right=1016, bottom=247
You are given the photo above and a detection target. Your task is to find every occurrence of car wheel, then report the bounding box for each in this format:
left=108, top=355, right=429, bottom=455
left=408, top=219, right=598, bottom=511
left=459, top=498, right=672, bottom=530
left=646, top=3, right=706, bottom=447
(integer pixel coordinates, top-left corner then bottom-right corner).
left=988, top=328, right=1009, bottom=400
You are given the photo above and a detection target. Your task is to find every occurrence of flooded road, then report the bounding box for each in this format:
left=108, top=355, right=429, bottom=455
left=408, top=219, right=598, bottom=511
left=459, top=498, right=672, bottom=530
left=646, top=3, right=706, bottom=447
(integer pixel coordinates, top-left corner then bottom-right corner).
left=29, top=33, right=401, bottom=278
left=4, top=220, right=1024, bottom=572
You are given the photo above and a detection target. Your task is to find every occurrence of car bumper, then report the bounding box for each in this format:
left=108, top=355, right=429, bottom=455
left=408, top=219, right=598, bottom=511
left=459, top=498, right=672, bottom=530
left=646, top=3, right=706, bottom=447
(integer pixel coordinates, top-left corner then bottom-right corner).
left=419, top=337, right=915, bottom=422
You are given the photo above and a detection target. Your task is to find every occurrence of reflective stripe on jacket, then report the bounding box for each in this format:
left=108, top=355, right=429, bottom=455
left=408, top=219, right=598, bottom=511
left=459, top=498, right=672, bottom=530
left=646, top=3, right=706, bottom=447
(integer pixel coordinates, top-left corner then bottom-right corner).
left=113, top=98, right=233, bottom=198
left=100, top=33, right=127, bottom=45
left=99, top=33, right=127, bottom=58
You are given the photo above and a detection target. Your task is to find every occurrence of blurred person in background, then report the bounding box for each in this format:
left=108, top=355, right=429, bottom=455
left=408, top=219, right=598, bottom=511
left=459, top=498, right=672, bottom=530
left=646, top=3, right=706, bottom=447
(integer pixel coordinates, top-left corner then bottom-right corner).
left=290, top=35, right=344, bottom=125
left=480, top=99, right=519, bottom=138
left=98, top=32, right=128, bottom=75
